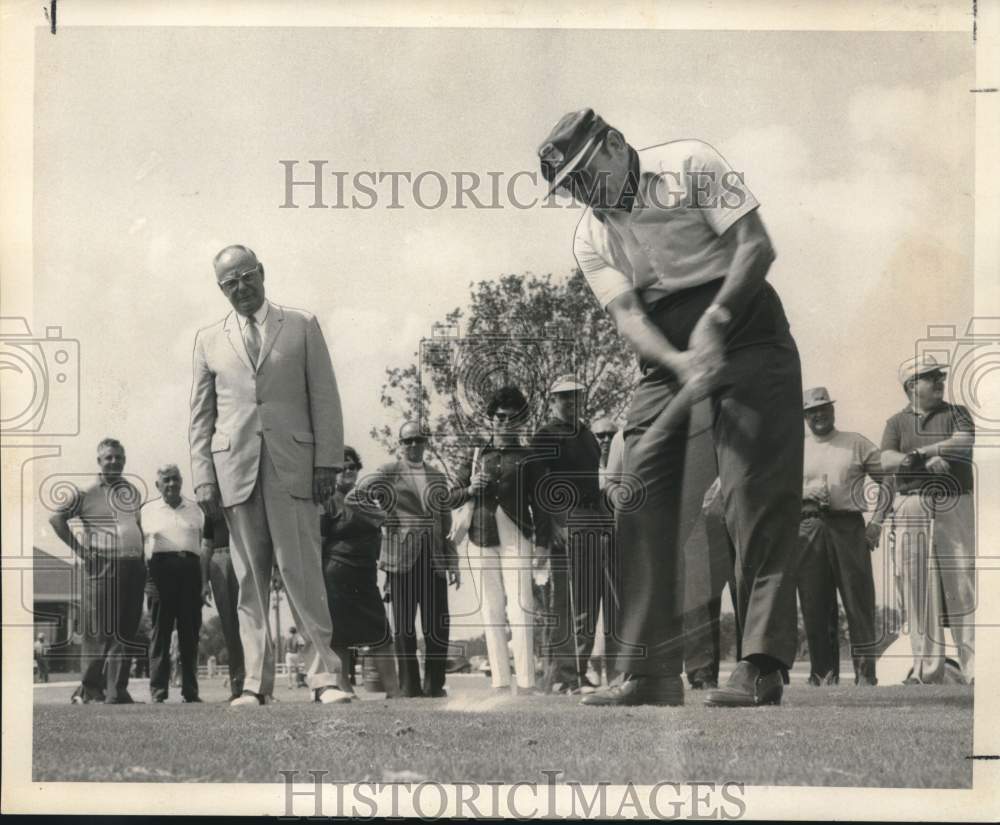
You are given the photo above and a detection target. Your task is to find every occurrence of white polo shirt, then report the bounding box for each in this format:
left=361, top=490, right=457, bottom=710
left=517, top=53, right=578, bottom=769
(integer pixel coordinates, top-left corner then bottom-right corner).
left=573, top=139, right=760, bottom=308
left=140, top=496, right=205, bottom=559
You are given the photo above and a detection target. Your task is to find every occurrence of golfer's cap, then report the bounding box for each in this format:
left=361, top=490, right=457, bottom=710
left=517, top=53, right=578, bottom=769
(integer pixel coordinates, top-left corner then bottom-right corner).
left=398, top=421, right=428, bottom=442
left=803, top=386, right=835, bottom=411
left=538, top=108, right=611, bottom=196
left=897, top=354, right=948, bottom=386
left=550, top=373, right=586, bottom=395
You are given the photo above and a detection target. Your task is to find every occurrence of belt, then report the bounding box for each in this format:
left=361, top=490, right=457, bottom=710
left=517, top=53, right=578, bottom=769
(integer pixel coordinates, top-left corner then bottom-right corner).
left=801, top=509, right=862, bottom=520
left=150, top=551, right=200, bottom=560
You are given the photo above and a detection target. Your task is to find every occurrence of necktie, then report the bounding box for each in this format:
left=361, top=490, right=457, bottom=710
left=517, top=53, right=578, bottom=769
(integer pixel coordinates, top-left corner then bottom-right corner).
left=243, top=315, right=261, bottom=368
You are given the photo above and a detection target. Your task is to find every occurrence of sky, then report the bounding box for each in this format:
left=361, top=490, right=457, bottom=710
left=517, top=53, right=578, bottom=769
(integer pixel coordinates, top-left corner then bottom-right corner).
left=24, top=27, right=974, bottom=632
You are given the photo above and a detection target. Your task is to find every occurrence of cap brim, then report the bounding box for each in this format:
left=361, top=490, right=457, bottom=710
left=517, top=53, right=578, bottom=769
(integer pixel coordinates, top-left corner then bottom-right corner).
left=902, top=366, right=949, bottom=384
left=545, top=134, right=602, bottom=197
left=803, top=399, right=835, bottom=410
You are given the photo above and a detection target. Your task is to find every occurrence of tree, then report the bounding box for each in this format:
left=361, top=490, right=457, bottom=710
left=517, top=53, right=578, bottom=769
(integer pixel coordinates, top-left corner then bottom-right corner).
left=199, top=614, right=227, bottom=663
left=371, top=270, right=640, bottom=475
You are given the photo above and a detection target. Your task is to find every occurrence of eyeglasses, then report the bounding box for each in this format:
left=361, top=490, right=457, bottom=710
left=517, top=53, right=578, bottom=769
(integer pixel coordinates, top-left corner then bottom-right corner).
left=595, top=431, right=616, bottom=440
left=401, top=437, right=426, bottom=446
left=218, top=266, right=262, bottom=294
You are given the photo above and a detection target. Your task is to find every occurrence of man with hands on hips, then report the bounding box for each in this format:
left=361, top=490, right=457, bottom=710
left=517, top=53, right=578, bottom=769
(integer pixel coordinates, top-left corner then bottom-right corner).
left=189, top=244, right=349, bottom=706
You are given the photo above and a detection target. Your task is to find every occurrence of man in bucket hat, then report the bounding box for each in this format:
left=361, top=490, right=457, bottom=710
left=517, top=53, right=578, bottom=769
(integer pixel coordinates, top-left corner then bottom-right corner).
left=530, top=373, right=606, bottom=695
left=879, top=354, right=976, bottom=684
left=797, top=386, right=886, bottom=687
left=539, top=109, right=803, bottom=707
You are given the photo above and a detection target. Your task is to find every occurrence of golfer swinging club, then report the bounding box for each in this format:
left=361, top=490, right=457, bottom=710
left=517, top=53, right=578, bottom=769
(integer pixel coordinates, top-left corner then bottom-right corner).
left=538, top=109, right=803, bottom=707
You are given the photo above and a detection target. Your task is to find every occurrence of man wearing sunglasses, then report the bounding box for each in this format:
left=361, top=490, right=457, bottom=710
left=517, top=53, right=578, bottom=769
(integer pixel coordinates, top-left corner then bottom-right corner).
left=539, top=109, right=803, bottom=708
left=357, top=421, right=459, bottom=698
left=879, top=355, right=975, bottom=684
left=189, top=244, right=349, bottom=706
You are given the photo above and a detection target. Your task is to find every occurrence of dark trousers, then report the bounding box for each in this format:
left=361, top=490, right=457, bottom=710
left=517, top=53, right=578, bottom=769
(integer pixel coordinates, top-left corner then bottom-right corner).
left=683, top=498, right=740, bottom=683
left=148, top=553, right=202, bottom=701
left=387, top=550, right=450, bottom=695
left=617, top=281, right=802, bottom=677
left=544, top=512, right=614, bottom=686
left=74, top=555, right=146, bottom=702
left=208, top=549, right=245, bottom=698
left=797, top=512, right=877, bottom=683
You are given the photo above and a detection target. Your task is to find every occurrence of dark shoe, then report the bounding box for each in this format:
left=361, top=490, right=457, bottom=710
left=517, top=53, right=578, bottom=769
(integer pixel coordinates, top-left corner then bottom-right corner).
left=855, top=677, right=878, bottom=687
left=182, top=696, right=203, bottom=703
left=105, top=693, right=139, bottom=705
left=705, top=661, right=783, bottom=707
left=401, top=687, right=425, bottom=698
left=425, top=687, right=448, bottom=698
left=580, top=674, right=684, bottom=707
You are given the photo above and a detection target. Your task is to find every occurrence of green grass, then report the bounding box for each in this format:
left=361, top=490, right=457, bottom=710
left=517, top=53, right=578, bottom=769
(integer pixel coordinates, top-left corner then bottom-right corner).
left=33, top=675, right=972, bottom=787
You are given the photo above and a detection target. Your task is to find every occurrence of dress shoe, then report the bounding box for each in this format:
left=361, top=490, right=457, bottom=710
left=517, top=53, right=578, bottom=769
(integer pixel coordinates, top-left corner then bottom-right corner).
left=577, top=675, right=599, bottom=695
left=425, top=687, right=448, bottom=699
left=314, top=686, right=353, bottom=704
left=105, top=694, right=139, bottom=704
left=704, top=661, right=783, bottom=707
left=580, top=674, right=684, bottom=707
left=230, top=691, right=265, bottom=707
left=182, top=696, right=203, bottom=703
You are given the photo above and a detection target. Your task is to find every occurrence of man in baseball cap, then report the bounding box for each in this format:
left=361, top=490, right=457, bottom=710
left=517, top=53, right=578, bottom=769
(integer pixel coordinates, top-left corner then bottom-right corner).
left=529, top=373, right=605, bottom=695
left=540, top=109, right=802, bottom=708
left=796, top=387, right=885, bottom=687
left=879, top=354, right=975, bottom=684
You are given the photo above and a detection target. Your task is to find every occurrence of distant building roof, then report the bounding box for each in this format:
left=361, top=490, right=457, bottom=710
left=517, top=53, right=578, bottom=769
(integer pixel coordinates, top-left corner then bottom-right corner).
left=33, top=546, right=80, bottom=603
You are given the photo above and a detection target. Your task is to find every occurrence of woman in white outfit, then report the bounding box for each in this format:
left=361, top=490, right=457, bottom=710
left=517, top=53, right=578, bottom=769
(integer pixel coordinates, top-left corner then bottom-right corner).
left=449, top=386, right=553, bottom=694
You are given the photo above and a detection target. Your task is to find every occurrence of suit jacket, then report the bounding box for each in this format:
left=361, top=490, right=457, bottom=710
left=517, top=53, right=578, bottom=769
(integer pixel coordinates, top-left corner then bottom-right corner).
left=357, top=460, right=456, bottom=575
left=189, top=303, right=344, bottom=507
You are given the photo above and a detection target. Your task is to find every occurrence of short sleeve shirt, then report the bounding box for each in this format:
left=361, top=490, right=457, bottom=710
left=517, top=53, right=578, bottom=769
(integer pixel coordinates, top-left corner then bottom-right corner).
left=60, top=478, right=144, bottom=558
left=574, top=139, right=760, bottom=308
left=880, top=402, right=974, bottom=494
left=140, top=496, right=204, bottom=559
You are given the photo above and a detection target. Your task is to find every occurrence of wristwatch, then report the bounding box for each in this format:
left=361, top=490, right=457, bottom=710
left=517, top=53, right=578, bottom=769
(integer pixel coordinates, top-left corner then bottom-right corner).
left=705, top=303, right=732, bottom=327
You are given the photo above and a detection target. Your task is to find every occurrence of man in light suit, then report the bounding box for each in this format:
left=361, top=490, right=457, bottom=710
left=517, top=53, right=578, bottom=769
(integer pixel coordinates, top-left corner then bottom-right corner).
left=189, top=244, right=350, bottom=706
left=358, top=422, right=459, bottom=697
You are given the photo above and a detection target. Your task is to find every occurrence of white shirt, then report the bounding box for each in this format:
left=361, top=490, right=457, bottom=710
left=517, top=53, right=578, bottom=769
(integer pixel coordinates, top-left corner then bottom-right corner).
left=235, top=299, right=271, bottom=358
left=140, top=496, right=204, bottom=559
left=603, top=430, right=626, bottom=488
left=574, top=140, right=760, bottom=308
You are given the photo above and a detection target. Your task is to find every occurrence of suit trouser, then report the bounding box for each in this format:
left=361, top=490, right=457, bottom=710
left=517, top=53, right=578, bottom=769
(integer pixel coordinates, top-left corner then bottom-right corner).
left=544, top=510, right=614, bottom=686
left=892, top=493, right=975, bottom=683
left=74, top=555, right=145, bottom=702
left=387, top=548, right=450, bottom=695
left=468, top=508, right=536, bottom=689
left=208, top=548, right=245, bottom=698
left=617, top=282, right=802, bottom=677
left=224, top=441, right=340, bottom=695
left=148, top=552, right=202, bottom=700
left=797, top=512, right=877, bottom=683
left=683, top=502, right=740, bottom=682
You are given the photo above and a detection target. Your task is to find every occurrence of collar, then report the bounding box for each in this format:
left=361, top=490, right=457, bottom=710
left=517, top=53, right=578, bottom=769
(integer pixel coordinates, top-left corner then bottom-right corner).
left=903, top=401, right=947, bottom=418
left=236, top=300, right=270, bottom=329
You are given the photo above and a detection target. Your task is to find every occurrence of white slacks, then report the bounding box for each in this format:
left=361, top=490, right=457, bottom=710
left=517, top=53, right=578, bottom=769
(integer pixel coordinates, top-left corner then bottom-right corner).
left=467, top=508, right=536, bottom=689
left=892, top=492, right=975, bottom=683
left=224, top=442, right=339, bottom=695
